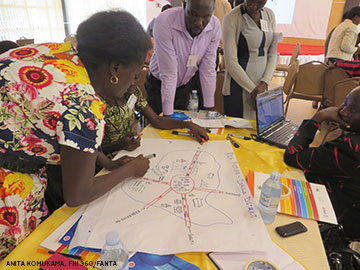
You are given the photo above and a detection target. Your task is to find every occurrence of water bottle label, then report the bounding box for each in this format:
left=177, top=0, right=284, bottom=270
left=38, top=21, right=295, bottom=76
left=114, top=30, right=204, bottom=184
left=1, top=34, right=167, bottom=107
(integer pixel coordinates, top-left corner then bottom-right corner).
left=259, top=193, right=280, bottom=208
left=188, top=100, right=198, bottom=111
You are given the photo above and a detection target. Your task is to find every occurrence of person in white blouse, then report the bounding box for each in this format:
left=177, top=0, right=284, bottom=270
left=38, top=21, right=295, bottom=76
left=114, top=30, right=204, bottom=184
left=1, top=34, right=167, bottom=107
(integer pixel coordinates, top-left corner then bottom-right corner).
left=326, top=6, right=360, bottom=65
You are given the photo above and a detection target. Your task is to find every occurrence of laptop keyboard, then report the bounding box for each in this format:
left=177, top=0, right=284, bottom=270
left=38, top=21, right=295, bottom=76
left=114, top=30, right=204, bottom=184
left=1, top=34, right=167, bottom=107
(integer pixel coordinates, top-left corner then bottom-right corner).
left=265, top=123, right=298, bottom=145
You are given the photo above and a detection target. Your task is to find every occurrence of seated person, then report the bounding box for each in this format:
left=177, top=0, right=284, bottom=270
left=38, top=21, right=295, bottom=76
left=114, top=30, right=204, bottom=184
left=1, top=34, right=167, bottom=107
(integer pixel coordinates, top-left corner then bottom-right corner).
left=101, top=84, right=208, bottom=156
left=284, top=86, right=360, bottom=240
left=329, top=59, right=360, bottom=77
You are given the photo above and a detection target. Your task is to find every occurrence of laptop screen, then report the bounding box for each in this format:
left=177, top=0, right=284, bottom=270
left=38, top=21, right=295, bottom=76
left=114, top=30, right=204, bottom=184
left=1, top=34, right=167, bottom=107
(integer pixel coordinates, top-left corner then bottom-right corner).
left=256, top=88, right=284, bottom=134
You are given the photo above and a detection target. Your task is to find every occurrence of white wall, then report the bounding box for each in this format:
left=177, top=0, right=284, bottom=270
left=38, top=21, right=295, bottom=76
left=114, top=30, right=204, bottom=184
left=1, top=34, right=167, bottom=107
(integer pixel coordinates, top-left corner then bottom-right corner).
left=273, top=0, right=333, bottom=40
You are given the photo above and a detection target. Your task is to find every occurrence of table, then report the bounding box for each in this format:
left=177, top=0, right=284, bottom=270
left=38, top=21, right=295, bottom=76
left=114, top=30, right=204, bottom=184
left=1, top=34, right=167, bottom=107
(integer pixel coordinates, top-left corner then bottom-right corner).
left=1, top=124, right=329, bottom=270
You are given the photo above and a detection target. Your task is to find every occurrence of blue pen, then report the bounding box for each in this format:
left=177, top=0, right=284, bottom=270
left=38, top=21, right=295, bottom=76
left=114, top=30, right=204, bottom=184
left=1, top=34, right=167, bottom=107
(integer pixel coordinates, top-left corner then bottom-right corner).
left=226, top=135, right=239, bottom=148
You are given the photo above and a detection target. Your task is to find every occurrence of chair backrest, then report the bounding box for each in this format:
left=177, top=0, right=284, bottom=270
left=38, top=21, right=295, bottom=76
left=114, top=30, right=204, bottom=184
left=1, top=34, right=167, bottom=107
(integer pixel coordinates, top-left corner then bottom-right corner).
left=332, top=77, right=360, bottom=106
left=215, top=71, right=225, bottom=115
left=283, top=60, right=299, bottom=95
left=322, top=67, right=350, bottom=107
left=292, top=61, right=327, bottom=98
left=289, top=43, right=301, bottom=64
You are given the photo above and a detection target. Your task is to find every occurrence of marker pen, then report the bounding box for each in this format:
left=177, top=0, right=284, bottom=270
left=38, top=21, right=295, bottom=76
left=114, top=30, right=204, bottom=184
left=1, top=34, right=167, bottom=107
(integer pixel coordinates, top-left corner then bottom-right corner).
left=228, top=133, right=251, bottom=140
left=144, top=153, right=156, bottom=159
left=172, top=131, right=207, bottom=145
left=226, top=135, right=239, bottom=148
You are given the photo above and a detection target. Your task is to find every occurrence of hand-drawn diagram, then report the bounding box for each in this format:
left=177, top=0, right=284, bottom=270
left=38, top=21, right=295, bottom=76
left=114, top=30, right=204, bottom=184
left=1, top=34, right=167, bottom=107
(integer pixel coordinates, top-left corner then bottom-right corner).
left=75, top=139, right=270, bottom=255
left=121, top=148, right=237, bottom=244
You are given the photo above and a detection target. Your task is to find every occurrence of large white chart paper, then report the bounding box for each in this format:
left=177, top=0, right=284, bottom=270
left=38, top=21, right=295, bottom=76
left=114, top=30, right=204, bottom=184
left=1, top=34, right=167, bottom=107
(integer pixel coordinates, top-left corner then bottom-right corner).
left=72, top=139, right=270, bottom=254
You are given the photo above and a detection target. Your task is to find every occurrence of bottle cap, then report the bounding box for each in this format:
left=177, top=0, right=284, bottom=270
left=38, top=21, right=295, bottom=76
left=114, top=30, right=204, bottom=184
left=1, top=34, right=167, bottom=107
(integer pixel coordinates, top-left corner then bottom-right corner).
left=106, top=231, right=120, bottom=246
left=270, top=171, right=281, bottom=180
left=246, top=259, right=279, bottom=270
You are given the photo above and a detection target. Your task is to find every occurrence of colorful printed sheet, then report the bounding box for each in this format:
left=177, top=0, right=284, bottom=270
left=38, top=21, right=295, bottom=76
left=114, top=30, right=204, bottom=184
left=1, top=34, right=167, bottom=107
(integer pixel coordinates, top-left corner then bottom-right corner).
left=128, top=252, right=220, bottom=270
left=247, top=171, right=337, bottom=224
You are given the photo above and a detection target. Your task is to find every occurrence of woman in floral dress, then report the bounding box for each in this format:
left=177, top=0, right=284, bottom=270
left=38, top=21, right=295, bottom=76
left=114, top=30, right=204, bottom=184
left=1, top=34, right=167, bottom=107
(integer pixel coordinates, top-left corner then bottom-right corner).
left=0, top=10, right=152, bottom=259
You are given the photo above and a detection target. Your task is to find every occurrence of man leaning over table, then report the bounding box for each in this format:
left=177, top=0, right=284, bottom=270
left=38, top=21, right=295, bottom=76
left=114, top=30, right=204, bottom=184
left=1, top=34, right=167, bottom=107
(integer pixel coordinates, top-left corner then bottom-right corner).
left=145, top=0, right=221, bottom=116
left=284, top=86, right=360, bottom=240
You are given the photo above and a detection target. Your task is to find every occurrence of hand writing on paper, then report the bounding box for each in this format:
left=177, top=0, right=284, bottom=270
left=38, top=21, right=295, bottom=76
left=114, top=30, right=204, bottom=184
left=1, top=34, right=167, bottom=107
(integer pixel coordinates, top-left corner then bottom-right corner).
left=127, top=154, right=150, bottom=177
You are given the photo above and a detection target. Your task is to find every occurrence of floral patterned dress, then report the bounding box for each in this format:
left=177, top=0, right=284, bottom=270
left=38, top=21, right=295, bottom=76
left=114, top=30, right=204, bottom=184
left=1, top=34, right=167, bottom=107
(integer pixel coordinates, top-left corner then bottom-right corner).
left=0, top=42, right=105, bottom=259
left=102, top=87, right=147, bottom=146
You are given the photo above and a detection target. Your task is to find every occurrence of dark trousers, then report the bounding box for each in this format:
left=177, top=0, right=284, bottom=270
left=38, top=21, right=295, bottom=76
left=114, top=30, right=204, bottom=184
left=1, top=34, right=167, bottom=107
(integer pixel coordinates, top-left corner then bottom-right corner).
left=223, top=78, right=244, bottom=117
left=144, top=72, right=203, bottom=115
left=326, top=57, right=342, bottom=65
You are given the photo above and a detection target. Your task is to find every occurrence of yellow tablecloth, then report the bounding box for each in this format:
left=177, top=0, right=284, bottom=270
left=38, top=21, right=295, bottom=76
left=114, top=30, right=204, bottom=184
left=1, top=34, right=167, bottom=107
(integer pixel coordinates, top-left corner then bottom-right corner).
left=1, top=123, right=322, bottom=270
left=156, top=123, right=297, bottom=177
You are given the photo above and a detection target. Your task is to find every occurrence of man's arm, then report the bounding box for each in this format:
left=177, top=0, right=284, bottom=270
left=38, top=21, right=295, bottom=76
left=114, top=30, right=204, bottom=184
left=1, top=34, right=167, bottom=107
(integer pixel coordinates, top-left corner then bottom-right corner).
left=153, top=15, right=178, bottom=116
left=142, top=104, right=209, bottom=143
left=198, top=18, right=221, bottom=110
left=284, top=108, right=355, bottom=177
left=340, top=28, right=358, bottom=54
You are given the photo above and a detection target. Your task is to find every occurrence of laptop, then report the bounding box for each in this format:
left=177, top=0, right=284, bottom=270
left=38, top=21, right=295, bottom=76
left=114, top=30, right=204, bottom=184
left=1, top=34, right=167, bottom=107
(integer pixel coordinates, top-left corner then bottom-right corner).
left=255, top=87, right=298, bottom=149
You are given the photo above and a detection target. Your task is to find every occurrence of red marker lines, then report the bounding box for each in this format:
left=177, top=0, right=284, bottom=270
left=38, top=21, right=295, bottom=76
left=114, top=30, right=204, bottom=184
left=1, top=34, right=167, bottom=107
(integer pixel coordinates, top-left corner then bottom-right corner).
left=181, top=193, right=192, bottom=227
left=186, top=151, right=201, bottom=176
left=143, top=177, right=170, bottom=185
left=193, top=187, right=224, bottom=194
left=144, top=188, right=172, bottom=209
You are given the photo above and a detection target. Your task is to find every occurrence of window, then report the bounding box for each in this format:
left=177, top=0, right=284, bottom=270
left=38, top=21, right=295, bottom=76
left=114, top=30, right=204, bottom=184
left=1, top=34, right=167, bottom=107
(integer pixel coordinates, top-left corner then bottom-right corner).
left=0, top=0, right=65, bottom=43
left=65, top=0, right=147, bottom=35
left=0, top=0, right=147, bottom=44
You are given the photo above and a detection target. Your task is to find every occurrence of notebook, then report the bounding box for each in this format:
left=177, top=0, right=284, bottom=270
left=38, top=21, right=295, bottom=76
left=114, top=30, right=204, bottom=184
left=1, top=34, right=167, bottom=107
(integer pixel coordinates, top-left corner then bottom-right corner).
left=255, top=87, right=298, bottom=148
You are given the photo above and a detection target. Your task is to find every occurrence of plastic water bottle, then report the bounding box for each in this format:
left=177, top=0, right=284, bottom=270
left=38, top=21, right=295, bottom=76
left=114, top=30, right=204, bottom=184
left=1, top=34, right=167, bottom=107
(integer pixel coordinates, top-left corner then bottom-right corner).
left=101, top=231, right=129, bottom=270
left=258, top=171, right=282, bottom=224
left=188, top=90, right=199, bottom=118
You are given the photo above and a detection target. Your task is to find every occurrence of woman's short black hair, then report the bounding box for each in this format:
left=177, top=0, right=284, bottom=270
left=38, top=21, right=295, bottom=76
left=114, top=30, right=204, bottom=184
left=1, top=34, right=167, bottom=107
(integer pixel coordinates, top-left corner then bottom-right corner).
left=161, top=4, right=172, bottom=12
left=346, top=6, right=360, bottom=20
left=76, top=10, right=152, bottom=71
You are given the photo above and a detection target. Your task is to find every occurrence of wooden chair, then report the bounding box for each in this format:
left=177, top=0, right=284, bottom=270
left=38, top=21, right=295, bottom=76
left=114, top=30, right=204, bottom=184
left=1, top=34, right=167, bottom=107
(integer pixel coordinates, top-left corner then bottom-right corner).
left=332, top=77, right=360, bottom=106
left=321, top=77, right=360, bottom=143
left=283, top=60, right=299, bottom=117
left=322, top=67, right=350, bottom=108
left=284, top=61, right=327, bottom=117
left=215, top=71, right=225, bottom=115
left=276, top=43, right=301, bottom=77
